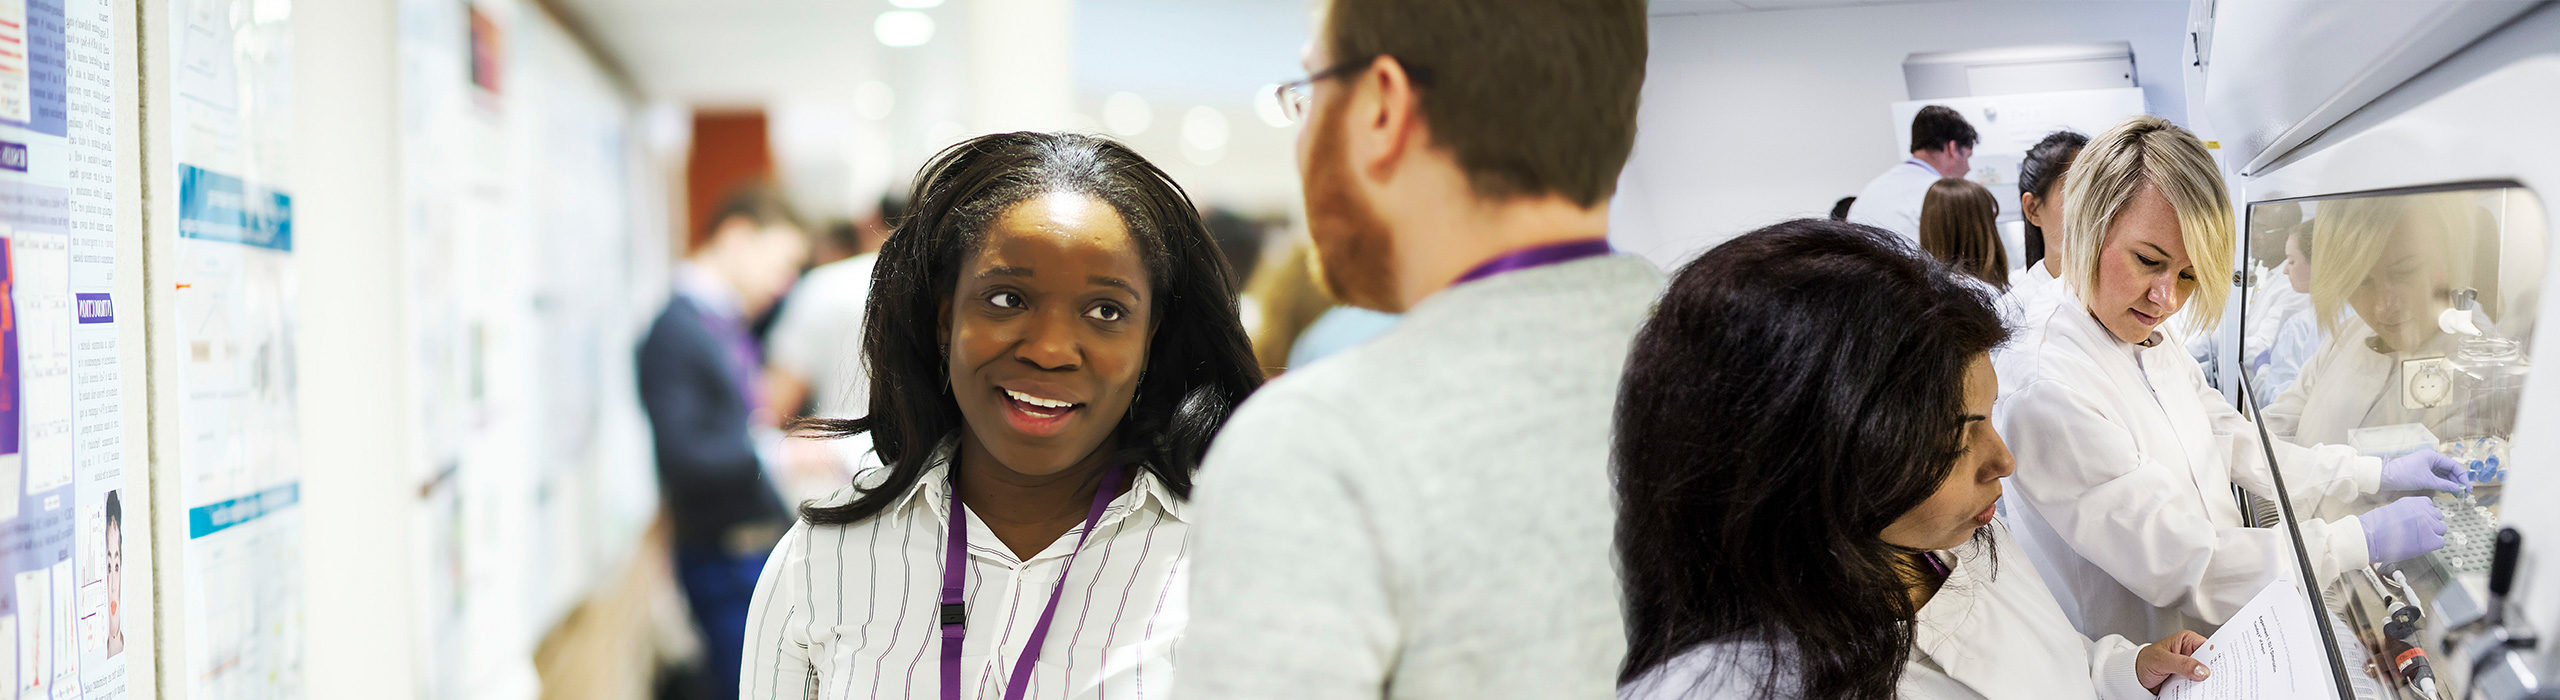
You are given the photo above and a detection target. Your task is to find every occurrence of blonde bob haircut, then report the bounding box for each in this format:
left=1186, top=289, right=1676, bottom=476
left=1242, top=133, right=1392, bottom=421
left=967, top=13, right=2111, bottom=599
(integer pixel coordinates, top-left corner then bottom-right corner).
left=2056, top=115, right=2235, bottom=334
left=2305, top=191, right=2489, bottom=338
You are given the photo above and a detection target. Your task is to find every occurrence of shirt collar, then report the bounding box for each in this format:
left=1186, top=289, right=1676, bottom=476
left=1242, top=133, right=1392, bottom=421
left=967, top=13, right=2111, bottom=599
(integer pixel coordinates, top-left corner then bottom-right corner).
left=672, top=262, right=746, bottom=322
left=872, top=438, right=1189, bottom=525
left=1905, top=157, right=1942, bottom=178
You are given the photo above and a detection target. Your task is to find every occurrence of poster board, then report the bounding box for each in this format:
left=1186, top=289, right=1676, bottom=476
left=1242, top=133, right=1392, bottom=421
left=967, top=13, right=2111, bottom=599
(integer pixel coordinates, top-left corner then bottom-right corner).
left=163, top=0, right=300, bottom=696
left=399, top=1, right=665, bottom=695
left=0, top=0, right=130, bottom=697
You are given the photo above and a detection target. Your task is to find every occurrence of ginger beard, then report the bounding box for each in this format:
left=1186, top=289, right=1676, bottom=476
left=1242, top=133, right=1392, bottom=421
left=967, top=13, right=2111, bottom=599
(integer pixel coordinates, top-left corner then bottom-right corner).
left=1301, top=93, right=1402, bottom=311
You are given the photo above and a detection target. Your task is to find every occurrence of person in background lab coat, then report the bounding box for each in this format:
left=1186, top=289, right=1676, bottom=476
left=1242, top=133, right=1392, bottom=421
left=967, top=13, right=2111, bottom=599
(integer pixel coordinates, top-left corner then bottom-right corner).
left=1994, top=116, right=2472, bottom=645
left=1848, top=105, right=1978, bottom=242
left=2002, top=131, right=2090, bottom=327
left=2240, top=202, right=2318, bottom=408
left=1616, top=220, right=2211, bottom=700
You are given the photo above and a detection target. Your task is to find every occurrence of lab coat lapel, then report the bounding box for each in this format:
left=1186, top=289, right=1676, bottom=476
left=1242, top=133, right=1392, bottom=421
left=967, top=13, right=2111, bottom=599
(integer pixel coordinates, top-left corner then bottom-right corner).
left=1911, top=547, right=1990, bottom=689
left=2139, top=340, right=2243, bottom=526
left=1910, top=541, right=2030, bottom=698
left=2317, top=346, right=2395, bottom=441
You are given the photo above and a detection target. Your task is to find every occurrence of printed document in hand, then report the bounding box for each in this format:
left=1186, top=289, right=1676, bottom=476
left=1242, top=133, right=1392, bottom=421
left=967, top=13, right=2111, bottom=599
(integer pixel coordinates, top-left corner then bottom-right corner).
left=2160, top=578, right=2337, bottom=700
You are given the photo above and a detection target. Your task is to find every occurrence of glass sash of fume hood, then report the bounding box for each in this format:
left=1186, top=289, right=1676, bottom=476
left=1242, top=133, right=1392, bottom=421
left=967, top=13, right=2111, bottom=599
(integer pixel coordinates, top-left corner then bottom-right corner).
left=2237, top=183, right=2547, bottom=700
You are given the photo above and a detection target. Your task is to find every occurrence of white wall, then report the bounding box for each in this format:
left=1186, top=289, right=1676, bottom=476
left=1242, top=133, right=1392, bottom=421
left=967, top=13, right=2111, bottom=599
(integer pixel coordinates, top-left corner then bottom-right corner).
left=291, top=0, right=420, bottom=698
left=1612, top=1, right=2193, bottom=268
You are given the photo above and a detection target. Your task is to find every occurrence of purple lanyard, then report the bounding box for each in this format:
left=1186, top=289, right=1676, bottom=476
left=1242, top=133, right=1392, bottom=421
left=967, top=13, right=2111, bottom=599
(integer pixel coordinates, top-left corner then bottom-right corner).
left=1452, top=237, right=1615, bottom=285
left=942, top=464, right=1128, bottom=700
left=1924, top=552, right=1951, bottom=578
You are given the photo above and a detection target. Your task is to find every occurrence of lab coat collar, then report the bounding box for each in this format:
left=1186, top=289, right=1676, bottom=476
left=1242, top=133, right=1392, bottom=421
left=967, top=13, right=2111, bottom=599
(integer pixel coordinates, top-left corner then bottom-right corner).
left=1910, top=533, right=1993, bottom=676
left=2025, top=260, right=2056, bottom=284
left=2055, top=301, right=2167, bottom=359
left=1905, top=157, right=1943, bottom=178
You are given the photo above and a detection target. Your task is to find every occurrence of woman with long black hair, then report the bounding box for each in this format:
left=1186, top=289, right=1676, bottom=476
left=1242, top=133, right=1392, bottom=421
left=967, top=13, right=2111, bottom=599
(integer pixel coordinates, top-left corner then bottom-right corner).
left=1613, top=220, right=2210, bottom=699
left=1999, top=131, right=2089, bottom=330
left=740, top=132, right=1261, bottom=699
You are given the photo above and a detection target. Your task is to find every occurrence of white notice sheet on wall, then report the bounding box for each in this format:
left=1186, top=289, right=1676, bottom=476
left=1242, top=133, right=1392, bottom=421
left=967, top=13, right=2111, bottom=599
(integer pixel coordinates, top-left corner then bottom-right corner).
left=168, top=0, right=299, bottom=697
left=2158, top=578, right=2338, bottom=700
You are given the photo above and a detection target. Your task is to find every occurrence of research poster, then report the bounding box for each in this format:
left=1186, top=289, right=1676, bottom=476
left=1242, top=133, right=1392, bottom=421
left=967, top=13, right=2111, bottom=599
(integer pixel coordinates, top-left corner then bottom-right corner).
left=0, top=0, right=122, bottom=697
left=394, top=0, right=477, bottom=694
left=167, top=0, right=300, bottom=697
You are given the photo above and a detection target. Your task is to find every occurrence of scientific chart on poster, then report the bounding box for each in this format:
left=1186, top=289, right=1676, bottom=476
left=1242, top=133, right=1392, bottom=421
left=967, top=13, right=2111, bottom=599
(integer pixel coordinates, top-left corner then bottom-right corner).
left=0, top=0, right=124, bottom=698
left=167, top=0, right=300, bottom=697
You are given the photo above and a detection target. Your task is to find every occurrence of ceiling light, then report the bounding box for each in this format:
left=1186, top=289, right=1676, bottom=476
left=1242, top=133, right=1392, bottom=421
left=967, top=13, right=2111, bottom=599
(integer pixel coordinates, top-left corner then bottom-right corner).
left=875, top=11, right=934, bottom=48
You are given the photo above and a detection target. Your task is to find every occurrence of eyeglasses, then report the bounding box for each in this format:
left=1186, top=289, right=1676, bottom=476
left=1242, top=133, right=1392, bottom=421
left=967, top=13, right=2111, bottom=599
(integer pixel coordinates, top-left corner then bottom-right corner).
left=1268, top=56, right=1435, bottom=125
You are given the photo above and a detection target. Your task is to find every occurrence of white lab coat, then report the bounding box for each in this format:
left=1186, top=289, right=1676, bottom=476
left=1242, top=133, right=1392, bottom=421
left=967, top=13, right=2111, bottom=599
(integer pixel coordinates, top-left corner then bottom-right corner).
left=1620, top=523, right=2154, bottom=700
left=1998, top=261, right=2067, bottom=338
left=1904, top=523, right=2156, bottom=700
left=2261, top=316, right=2461, bottom=449
left=1848, top=158, right=1941, bottom=243
left=1992, top=298, right=2384, bottom=643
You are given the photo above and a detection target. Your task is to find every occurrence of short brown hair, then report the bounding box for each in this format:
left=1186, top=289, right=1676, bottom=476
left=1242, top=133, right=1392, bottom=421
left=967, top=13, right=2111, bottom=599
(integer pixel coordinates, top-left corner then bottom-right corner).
left=694, top=184, right=806, bottom=251
left=1908, top=105, right=1978, bottom=153
left=1920, top=177, right=2007, bottom=289
left=1323, top=0, right=1646, bottom=207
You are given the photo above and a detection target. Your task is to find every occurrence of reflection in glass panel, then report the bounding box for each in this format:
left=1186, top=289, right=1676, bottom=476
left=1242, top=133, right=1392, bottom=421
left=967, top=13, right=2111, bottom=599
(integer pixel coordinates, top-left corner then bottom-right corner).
left=2240, top=185, right=2544, bottom=699
left=2247, top=187, right=2540, bottom=462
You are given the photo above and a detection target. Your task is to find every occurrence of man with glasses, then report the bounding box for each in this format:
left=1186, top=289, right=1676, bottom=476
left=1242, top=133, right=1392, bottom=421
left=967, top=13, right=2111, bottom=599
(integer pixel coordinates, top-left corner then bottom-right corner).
left=1180, top=1, right=1654, bottom=697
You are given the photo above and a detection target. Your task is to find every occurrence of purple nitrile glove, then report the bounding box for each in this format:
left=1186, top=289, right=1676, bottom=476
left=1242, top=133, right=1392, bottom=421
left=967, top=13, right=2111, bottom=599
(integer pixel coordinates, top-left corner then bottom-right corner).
left=2364, top=496, right=2449, bottom=564
left=2381, top=448, right=2470, bottom=493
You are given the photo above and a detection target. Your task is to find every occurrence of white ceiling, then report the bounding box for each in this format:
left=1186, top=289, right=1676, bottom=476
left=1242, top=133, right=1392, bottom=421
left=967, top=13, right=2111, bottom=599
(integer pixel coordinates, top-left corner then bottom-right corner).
left=548, top=0, right=1997, bottom=104
left=1651, top=0, right=1972, bottom=16
left=540, top=0, right=2012, bottom=217
left=548, top=0, right=886, bottom=106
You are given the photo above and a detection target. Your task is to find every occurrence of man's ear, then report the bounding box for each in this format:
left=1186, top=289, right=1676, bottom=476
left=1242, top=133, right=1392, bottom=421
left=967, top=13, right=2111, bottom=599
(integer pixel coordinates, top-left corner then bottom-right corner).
left=1356, top=55, right=1427, bottom=182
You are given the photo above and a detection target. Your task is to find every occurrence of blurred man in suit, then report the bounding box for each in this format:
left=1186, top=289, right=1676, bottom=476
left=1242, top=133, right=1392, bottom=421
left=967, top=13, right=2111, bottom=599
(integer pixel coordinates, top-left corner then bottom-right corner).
left=638, top=185, right=808, bottom=699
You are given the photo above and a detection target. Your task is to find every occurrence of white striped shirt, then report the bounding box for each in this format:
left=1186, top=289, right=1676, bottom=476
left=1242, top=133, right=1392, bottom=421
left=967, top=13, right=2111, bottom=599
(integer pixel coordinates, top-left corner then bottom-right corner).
left=742, top=454, right=1190, bottom=700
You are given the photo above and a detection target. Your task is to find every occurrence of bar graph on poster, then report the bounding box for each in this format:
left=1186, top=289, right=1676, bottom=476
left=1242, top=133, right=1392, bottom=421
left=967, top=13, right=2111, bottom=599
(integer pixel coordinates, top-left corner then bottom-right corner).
left=0, top=0, right=124, bottom=697
left=168, top=0, right=299, bottom=697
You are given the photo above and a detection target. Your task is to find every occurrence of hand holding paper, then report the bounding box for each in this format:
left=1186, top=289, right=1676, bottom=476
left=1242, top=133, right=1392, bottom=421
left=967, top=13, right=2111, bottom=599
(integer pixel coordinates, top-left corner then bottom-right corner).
left=2138, top=630, right=2213, bottom=691
left=2159, top=579, right=2337, bottom=700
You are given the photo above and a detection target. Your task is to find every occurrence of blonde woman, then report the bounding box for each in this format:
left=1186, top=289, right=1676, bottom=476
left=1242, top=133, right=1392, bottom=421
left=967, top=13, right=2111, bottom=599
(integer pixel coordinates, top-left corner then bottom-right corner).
left=1920, top=177, right=2010, bottom=290
left=2261, top=192, right=2503, bottom=446
left=1990, top=116, right=2470, bottom=643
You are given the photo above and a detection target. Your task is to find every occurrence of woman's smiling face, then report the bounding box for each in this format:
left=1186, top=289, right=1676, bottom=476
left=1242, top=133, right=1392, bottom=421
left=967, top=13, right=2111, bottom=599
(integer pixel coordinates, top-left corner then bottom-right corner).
left=945, top=191, right=1156, bottom=476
